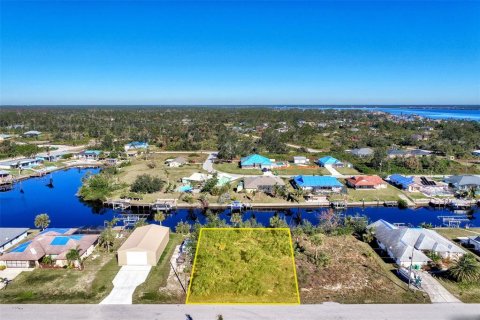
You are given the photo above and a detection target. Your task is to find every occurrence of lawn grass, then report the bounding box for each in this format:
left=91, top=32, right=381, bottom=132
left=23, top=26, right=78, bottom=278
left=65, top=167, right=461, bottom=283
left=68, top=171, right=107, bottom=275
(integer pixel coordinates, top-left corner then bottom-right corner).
left=436, top=278, right=480, bottom=303
left=335, top=167, right=360, bottom=175
left=213, top=162, right=262, bottom=175
left=0, top=248, right=120, bottom=304
left=187, top=228, right=299, bottom=304
left=273, top=166, right=329, bottom=176
left=132, top=233, right=185, bottom=303
left=344, top=184, right=405, bottom=202
left=297, top=235, right=429, bottom=304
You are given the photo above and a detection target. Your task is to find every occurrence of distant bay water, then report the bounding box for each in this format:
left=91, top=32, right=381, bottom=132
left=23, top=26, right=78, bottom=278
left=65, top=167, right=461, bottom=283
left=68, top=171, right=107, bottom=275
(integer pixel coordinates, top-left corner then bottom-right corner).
left=294, top=106, right=480, bottom=121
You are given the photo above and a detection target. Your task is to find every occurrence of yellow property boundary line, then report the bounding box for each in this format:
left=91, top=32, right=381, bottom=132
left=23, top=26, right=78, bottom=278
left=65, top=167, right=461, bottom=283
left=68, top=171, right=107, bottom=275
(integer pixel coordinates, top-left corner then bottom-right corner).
left=185, top=227, right=301, bottom=305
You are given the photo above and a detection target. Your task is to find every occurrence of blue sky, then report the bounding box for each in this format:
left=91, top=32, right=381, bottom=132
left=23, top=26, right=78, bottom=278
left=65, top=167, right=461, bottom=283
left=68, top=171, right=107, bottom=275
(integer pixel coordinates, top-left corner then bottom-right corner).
left=1, top=1, right=479, bottom=105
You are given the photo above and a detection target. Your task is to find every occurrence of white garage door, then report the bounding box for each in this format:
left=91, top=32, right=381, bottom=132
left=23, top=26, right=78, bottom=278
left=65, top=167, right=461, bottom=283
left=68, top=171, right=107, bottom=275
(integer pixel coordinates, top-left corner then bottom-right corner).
left=126, top=251, right=148, bottom=265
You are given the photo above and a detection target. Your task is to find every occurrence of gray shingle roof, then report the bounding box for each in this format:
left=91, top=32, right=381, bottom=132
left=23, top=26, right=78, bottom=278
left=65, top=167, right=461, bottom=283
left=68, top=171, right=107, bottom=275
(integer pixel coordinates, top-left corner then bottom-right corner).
left=0, top=228, right=29, bottom=247
left=368, top=220, right=465, bottom=263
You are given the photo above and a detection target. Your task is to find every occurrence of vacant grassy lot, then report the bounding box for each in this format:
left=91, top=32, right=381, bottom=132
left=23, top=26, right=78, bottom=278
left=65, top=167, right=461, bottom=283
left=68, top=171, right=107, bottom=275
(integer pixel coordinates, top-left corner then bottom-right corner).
left=187, top=228, right=299, bottom=304
left=273, top=166, right=329, bottom=176
left=296, top=235, right=429, bottom=304
left=133, top=233, right=185, bottom=303
left=345, top=184, right=406, bottom=202
left=335, top=167, right=360, bottom=175
left=0, top=248, right=120, bottom=303
left=213, top=162, right=262, bottom=175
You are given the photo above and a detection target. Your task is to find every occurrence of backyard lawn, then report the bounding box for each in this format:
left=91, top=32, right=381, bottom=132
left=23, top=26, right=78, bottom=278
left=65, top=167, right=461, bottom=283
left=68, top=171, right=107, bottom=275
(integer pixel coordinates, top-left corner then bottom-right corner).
left=213, top=162, right=262, bottom=175
left=335, top=167, right=360, bottom=175
left=344, top=184, right=405, bottom=202
left=0, top=248, right=120, bottom=303
left=187, top=228, right=299, bottom=304
left=273, top=166, right=329, bottom=176
left=133, top=233, right=185, bottom=303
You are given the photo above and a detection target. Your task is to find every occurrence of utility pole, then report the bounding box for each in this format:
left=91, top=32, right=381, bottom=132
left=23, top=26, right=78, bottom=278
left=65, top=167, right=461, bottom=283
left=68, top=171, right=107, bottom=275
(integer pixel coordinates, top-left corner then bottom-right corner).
left=408, top=246, right=415, bottom=290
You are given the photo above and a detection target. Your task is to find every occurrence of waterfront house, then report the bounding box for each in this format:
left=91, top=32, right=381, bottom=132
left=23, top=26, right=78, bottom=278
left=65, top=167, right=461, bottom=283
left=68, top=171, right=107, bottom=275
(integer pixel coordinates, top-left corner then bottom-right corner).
left=0, top=228, right=99, bottom=268
left=0, top=158, right=43, bottom=170
left=182, top=172, right=211, bottom=185
left=292, top=175, right=344, bottom=194
left=444, top=175, right=480, bottom=192
left=23, top=130, right=41, bottom=138
left=317, top=156, right=351, bottom=168
left=242, top=176, right=285, bottom=193
left=293, top=156, right=309, bottom=165
left=0, top=170, right=13, bottom=185
left=368, top=219, right=465, bottom=268
left=388, top=174, right=417, bottom=192
left=105, top=158, right=118, bottom=166
left=167, top=156, right=187, bottom=167
left=117, top=224, right=169, bottom=266
left=124, top=141, right=149, bottom=152
left=346, top=175, right=387, bottom=190
left=36, top=150, right=67, bottom=162
left=240, top=154, right=273, bottom=169
left=349, top=147, right=374, bottom=158
left=0, top=228, right=29, bottom=254
left=472, top=150, right=480, bottom=157
left=76, top=150, right=102, bottom=160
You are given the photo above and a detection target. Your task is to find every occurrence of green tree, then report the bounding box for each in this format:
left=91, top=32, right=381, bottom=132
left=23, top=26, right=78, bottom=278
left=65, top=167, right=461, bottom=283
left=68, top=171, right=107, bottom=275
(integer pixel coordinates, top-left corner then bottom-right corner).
left=230, top=212, right=243, bottom=227
left=269, top=214, right=288, bottom=228
left=34, top=213, right=50, bottom=230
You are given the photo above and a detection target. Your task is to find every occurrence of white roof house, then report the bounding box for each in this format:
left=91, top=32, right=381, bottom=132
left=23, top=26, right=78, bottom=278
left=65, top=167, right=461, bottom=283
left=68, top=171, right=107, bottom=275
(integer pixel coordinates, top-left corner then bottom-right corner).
left=368, top=219, right=465, bottom=267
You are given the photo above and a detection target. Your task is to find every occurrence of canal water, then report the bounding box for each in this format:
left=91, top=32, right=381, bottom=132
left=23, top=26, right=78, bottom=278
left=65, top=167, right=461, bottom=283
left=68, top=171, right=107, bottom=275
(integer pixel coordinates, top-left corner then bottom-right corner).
left=0, top=168, right=478, bottom=230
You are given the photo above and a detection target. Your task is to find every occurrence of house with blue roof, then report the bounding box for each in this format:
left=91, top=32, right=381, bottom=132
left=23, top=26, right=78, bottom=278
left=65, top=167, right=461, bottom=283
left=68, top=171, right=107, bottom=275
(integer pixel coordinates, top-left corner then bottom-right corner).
left=292, top=175, right=344, bottom=193
left=388, top=174, right=416, bottom=192
left=76, top=150, right=102, bottom=160
left=0, top=228, right=99, bottom=268
left=124, top=141, right=149, bottom=151
left=317, top=156, right=351, bottom=168
left=240, top=154, right=273, bottom=169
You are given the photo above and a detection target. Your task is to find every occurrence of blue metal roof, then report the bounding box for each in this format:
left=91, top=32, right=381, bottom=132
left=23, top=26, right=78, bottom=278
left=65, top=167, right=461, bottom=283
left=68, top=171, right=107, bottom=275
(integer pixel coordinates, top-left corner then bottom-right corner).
left=240, top=154, right=272, bottom=166
left=10, top=241, right=31, bottom=253
left=293, top=175, right=343, bottom=188
left=85, top=150, right=102, bottom=155
left=318, top=156, right=340, bottom=166
left=389, top=174, right=414, bottom=189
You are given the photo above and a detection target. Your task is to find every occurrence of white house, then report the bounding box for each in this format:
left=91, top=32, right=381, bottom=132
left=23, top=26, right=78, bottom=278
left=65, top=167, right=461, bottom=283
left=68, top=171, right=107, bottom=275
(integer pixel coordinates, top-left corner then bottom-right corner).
left=368, top=219, right=465, bottom=268
left=166, top=156, right=187, bottom=167
left=293, top=156, right=309, bottom=165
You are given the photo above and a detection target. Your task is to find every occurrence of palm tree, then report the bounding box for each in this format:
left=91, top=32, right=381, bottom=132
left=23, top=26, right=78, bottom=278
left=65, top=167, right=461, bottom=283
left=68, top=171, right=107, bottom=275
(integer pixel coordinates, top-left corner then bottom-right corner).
left=99, top=227, right=115, bottom=252
left=66, top=247, right=81, bottom=269
left=449, top=253, right=480, bottom=283
left=154, top=212, right=166, bottom=225
left=34, top=213, right=50, bottom=231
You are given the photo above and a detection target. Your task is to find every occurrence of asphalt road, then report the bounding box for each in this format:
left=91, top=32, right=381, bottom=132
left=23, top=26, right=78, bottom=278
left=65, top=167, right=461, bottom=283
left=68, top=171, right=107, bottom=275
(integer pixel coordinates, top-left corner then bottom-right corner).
left=1, top=303, right=479, bottom=320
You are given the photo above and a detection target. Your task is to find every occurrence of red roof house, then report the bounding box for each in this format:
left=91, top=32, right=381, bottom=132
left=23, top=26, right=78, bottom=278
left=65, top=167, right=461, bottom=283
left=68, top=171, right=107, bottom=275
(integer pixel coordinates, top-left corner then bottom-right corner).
left=346, top=175, right=387, bottom=189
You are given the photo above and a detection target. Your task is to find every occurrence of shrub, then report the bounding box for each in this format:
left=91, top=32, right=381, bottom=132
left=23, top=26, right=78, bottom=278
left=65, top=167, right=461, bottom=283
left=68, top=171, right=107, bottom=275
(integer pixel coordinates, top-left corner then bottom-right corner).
left=398, top=199, right=408, bottom=209
left=0, top=265, right=6, bottom=271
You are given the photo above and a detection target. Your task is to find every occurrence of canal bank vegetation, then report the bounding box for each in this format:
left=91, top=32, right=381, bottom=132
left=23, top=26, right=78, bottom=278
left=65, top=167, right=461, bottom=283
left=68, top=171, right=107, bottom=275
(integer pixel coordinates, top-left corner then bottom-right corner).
left=78, top=171, right=124, bottom=202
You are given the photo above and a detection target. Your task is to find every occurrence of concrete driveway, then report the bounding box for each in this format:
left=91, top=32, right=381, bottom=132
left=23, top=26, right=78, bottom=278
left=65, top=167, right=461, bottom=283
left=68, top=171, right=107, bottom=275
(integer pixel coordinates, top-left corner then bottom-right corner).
left=419, top=271, right=461, bottom=303
left=0, top=268, right=33, bottom=289
left=100, top=265, right=151, bottom=305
